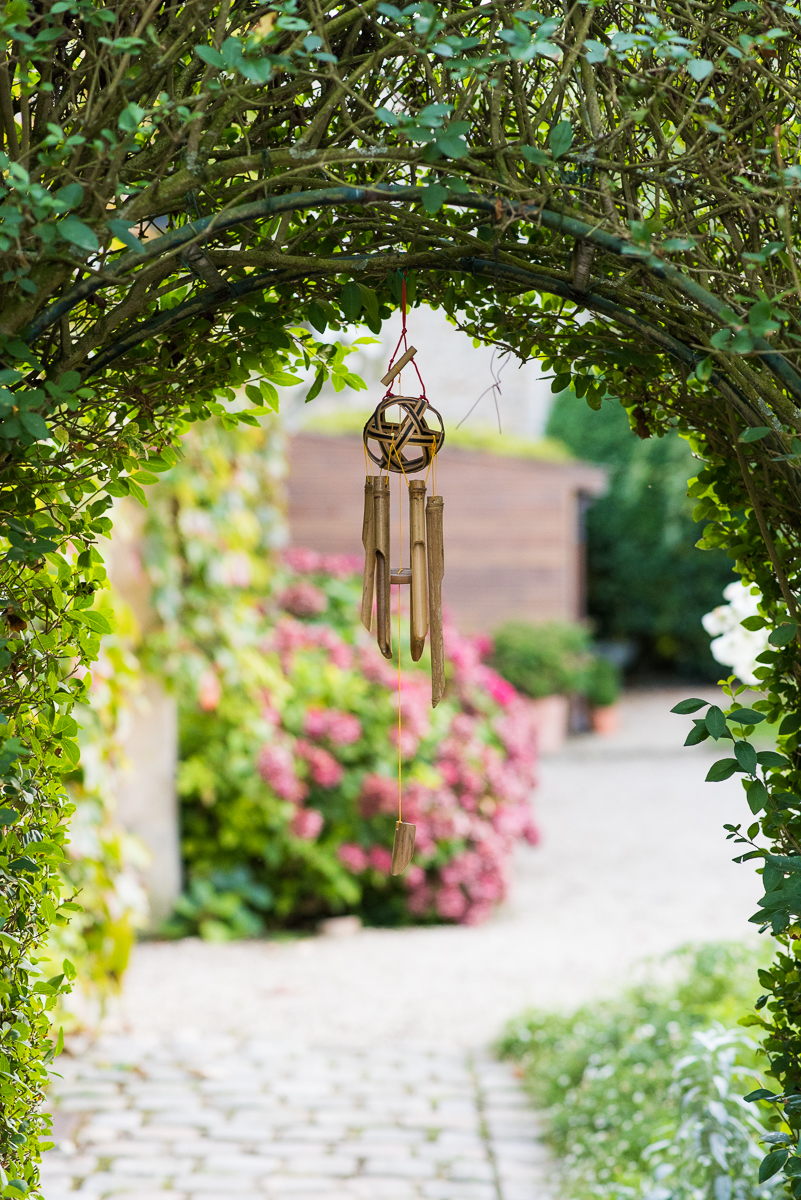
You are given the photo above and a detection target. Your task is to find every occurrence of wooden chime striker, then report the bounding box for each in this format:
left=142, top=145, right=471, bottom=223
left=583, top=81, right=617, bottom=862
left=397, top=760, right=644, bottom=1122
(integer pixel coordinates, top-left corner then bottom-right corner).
left=360, top=297, right=445, bottom=877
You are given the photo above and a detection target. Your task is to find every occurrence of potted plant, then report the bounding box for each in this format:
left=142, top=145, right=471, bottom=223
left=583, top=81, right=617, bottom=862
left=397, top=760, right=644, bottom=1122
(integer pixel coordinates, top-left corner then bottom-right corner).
left=586, top=655, right=622, bottom=735
left=490, top=621, right=593, bottom=753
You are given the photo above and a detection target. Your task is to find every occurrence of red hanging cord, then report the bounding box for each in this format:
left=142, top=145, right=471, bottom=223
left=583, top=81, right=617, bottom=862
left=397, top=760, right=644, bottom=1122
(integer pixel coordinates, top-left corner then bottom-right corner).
left=384, top=274, right=427, bottom=400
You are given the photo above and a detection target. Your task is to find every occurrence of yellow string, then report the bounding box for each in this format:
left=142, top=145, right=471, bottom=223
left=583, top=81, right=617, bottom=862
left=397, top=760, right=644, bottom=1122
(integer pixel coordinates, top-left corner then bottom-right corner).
left=363, top=439, right=374, bottom=477
left=423, top=432, right=439, bottom=493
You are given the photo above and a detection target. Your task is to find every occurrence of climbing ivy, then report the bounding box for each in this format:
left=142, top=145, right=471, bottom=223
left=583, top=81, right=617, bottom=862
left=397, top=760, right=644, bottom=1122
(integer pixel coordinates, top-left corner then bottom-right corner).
left=2, top=0, right=801, bottom=1193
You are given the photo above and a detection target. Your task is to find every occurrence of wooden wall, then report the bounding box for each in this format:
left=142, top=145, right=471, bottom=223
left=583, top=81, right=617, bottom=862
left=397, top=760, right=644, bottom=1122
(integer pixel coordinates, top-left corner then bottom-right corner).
left=287, top=433, right=606, bottom=632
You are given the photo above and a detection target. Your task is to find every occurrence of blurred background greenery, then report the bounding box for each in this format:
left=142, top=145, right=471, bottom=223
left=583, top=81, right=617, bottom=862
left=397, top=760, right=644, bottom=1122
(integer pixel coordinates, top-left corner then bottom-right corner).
left=547, top=391, right=734, bottom=681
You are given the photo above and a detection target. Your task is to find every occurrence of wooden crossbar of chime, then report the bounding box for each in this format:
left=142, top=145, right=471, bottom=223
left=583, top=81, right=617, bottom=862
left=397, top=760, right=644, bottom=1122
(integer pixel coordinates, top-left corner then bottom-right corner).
left=360, top=361, right=445, bottom=876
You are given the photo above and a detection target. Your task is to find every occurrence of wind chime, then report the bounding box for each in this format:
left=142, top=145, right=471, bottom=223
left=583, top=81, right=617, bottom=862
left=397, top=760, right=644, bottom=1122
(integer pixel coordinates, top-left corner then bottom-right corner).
left=360, top=280, right=445, bottom=877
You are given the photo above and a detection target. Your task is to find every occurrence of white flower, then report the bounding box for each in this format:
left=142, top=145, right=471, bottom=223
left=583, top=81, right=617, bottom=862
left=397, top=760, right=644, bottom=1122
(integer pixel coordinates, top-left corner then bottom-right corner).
left=702, top=581, right=768, bottom=686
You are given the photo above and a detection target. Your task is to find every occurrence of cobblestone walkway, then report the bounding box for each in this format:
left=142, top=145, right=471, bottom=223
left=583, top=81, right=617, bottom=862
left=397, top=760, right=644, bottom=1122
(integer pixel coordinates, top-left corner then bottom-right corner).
left=43, top=1036, right=548, bottom=1200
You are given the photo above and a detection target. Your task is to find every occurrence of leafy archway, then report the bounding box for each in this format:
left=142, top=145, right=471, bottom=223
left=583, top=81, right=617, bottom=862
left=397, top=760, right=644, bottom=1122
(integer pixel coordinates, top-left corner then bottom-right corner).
left=2, top=0, right=801, bottom=1191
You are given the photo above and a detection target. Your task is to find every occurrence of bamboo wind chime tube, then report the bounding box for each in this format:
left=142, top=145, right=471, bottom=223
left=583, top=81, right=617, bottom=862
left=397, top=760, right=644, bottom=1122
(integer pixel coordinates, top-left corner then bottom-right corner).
left=373, top=476, right=392, bottom=659
left=360, top=476, right=375, bottom=631
left=426, top=495, right=445, bottom=707
left=380, top=345, right=417, bottom=388
left=391, top=821, right=416, bottom=876
left=408, top=480, right=428, bottom=662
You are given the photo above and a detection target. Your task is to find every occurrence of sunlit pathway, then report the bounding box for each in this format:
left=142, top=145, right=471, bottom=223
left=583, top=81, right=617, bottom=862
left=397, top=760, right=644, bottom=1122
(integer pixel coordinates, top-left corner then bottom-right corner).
left=43, top=688, right=760, bottom=1200
left=42, top=1037, right=545, bottom=1200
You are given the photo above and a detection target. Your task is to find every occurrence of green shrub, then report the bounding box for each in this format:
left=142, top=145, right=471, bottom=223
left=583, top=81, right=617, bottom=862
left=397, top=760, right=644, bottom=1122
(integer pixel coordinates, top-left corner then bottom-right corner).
left=499, top=944, right=779, bottom=1200
left=547, top=392, right=734, bottom=679
left=586, top=656, right=622, bottom=708
left=490, top=620, right=592, bottom=698
left=162, top=868, right=273, bottom=942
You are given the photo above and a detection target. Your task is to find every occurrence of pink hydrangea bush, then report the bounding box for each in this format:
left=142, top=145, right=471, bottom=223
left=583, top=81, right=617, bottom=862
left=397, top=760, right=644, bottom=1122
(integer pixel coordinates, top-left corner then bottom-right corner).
left=177, top=551, right=539, bottom=930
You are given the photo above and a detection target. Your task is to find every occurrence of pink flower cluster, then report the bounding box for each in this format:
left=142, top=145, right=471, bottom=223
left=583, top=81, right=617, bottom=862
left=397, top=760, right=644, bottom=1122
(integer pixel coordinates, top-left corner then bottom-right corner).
left=246, top=551, right=541, bottom=926
left=257, top=744, right=307, bottom=804
left=295, top=740, right=345, bottom=789
left=277, top=580, right=327, bottom=617
left=266, top=617, right=352, bottom=671
left=290, top=807, right=324, bottom=840
left=283, top=547, right=363, bottom=579
left=337, top=843, right=392, bottom=875
left=304, top=707, right=362, bottom=746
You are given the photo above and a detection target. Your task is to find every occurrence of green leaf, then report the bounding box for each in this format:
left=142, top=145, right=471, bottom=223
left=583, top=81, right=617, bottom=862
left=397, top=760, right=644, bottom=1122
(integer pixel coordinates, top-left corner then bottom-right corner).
left=688, top=58, right=714, bottom=81
left=685, top=721, right=710, bottom=746
left=69, top=609, right=113, bottom=635
left=744, top=1088, right=782, bottom=1102
left=705, top=705, right=728, bottom=739
left=0, top=808, right=19, bottom=825
left=9, top=856, right=38, bottom=874
left=260, top=380, right=279, bottom=412
left=195, top=44, right=225, bottom=67
left=549, top=121, right=573, bottom=159
left=108, top=219, right=145, bottom=254
left=421, top=182, right=449, bottom=213
left=729, top=707, right=766, bottom=725
left=757, top=750, right=788, bottom=768
left=57, top=215, right=98, bottom=253
left=435, top=122, right=469, bottom=159
left=340, top=281, right=363, bottom=323
left=740, top=426, right=771, bottom=443
left=740, top=615, right=767, bottom=631
left=759, top=1149, right=788, bottom=1183
left=118, top=102, right=146, bottom=132
left=671, top=697, right=708, bottom=714
left=53, top=182, right=83, bottom=212
left=305, top=369, right=324, bottom=404
left=706, top=758, right=739, bottom=782
left=520, top=146, right=550, bottom=165
left=127, top=478, right=148, bottom=507
left=307, top=302, right=329, bottom=333
left=583, top=39, right=608, bottom=63
left=356, top=284, right=379, bottom=325
left=734, top=740, right=758, bottom=773
left=19, top=411, right=49, bottom=440
left=780, top=713, right=801, bottom=736
left=769, top=622, right=797, bottom=646
left=747, top=780, right=769, bottom=814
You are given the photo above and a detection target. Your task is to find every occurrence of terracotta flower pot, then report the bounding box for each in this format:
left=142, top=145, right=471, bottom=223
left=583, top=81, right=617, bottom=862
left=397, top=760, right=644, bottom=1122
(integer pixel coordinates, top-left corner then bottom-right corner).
left=529, top=694, right=570, bottom=754
left=591, top=704, right=620, bottom=736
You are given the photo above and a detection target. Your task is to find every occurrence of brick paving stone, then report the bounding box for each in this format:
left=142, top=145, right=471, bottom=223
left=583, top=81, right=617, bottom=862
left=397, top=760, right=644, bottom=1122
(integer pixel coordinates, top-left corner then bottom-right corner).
left=88, top=1192, right=185, bottom=1200
left=260, top=1177, right=348, bottom=1194
left=171, top=1175, right=263, bottom=1193
left=421, top=1184, right=497, bottom=1200
left=43, top=1033, right=552, bottom=1200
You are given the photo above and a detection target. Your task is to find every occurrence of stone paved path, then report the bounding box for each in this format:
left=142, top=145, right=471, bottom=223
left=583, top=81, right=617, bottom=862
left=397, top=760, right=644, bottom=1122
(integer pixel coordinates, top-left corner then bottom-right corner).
left=43, top=688, right=762, bottom=1200
left=42, top=1037, right=546, bottom=1200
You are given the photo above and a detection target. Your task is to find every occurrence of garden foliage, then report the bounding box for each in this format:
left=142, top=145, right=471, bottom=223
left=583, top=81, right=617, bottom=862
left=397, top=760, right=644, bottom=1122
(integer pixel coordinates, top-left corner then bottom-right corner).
left=44, top=589, right=148, bottom=1026
left=139, top=418, right=539, bottom=934
left=491, top=619, right=621, bottom=706
left=2, top=0, right=801, bottom=1189
left=500, top=945, right=781, bottom=1200
left=547, top=392, right=734, bottom=678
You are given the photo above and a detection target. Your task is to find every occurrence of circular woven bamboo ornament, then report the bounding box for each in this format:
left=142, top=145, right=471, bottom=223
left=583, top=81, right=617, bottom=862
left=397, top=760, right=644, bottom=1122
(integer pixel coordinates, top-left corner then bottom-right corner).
left=363, top=396, right=444, bottom=474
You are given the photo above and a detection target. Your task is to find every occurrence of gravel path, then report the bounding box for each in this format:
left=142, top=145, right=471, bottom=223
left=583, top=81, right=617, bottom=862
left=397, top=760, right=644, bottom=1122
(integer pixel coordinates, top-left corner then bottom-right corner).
left=42, top=688, right=761, bottom=1200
